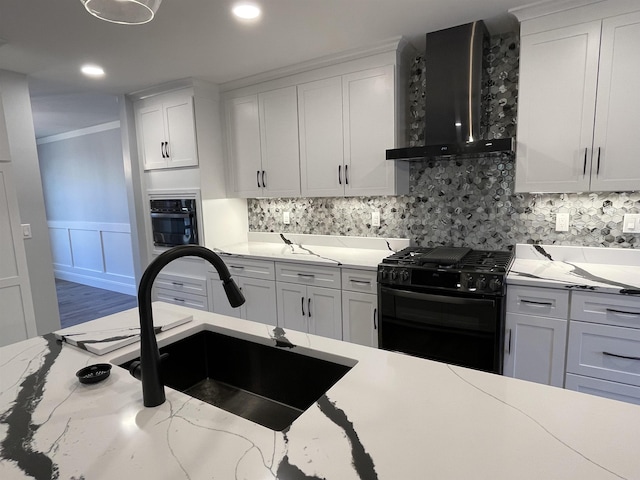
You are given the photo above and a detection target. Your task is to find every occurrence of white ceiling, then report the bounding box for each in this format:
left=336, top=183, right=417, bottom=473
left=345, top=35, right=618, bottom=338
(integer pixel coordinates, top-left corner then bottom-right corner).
left=0, top=0, right=531, bottom=138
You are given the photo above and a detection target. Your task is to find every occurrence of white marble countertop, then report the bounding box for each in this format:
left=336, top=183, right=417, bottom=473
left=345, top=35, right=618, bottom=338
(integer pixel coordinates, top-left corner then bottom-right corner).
left=507, top=244, right=640, bottom=295
left=2, top=304, right=640, bottom=479
left=209, top=232, right=411, bottom=270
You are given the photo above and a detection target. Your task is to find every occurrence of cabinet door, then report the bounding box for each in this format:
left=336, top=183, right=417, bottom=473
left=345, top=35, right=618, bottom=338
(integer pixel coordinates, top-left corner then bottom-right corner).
left=503, top=312, right=568, bottom=387
left=591, top=11, right=640, bottom=191
left=276, top=282, right=307, bottom=334
left=298, top=77, right=345, bottom=197
left=565, top=373, right=640, bottom=406
left=239, top=277, right=277, bottom=326
left=515, top=22, right=601, bottom=193
left=342, top=291, right=378, bottom=347
left=258, top=87, right=301, bottom=197
left=225, top=95, right=262, bottom=197
left=307, top=286, right=342, bottom=340
left=342, top=65, right=396, bottom=196
left=138, top=103, right=166, bottom=170
left=164, top=94, right=198, bottom=168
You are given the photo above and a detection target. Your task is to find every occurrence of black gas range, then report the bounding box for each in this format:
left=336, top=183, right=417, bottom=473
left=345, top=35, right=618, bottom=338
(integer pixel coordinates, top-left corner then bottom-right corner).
left=377, top=246, right=514, bottom=374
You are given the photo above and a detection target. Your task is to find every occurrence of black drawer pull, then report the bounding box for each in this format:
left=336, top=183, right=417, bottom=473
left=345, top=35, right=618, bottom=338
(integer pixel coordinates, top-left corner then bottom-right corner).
left=229, top=265, right=245, bottom=270
left=521, top=299, right=553, bottom=306
left=173, top=298, right=185, bottom=303
left=603, top=351, right=640, bottom=361
left=297, top=273, right=315, bottom=279
left=172, top=281, right=184, bottom=286
left=606, top=308, right=639, bottom=317
left=351, top=279, right=372, bottom=286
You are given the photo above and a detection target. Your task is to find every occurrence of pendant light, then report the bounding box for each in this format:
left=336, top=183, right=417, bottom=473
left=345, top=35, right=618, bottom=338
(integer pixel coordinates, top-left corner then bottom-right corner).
left=80, top=0, right=162, bottom=25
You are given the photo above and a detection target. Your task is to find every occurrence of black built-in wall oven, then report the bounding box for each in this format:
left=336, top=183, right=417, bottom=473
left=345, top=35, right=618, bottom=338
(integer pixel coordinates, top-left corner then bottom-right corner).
left=150, top=199, right=199, bottom=247
left=378, top=246, right=513, bottom=374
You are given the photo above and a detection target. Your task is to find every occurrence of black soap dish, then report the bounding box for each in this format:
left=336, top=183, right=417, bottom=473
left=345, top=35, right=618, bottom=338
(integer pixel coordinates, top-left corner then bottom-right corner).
left=76, top=363, right=112, bottom=384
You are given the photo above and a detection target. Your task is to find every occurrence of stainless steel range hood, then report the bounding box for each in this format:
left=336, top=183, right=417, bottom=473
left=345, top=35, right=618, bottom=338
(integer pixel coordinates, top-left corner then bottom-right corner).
left=387, top=21, right=514, bottom=161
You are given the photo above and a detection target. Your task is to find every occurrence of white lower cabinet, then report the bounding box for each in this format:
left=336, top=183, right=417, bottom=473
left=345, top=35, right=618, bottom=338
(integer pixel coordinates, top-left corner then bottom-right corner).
left=208, top=257, right=277, bottom=326
left=565, top=291, right=640, bottom=405
left=154, top=272, right=208, bottom=311
left=275, top=261, right=342, bottom=340
left=503, top=285, right=570, bottom=387
left=341, top=268, right=378, bottom=348
left=276, top=283, right=342, bottom=340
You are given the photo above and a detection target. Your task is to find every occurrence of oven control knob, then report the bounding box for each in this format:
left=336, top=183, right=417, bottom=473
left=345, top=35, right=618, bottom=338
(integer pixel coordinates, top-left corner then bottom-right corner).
left=475, top=276, right=487, bottom=291
left=379, top=269, right=388, bottom=280
left=401, top=270, right=410, bottom=282
left=391, top=269, right=398, bottom=281
left=489, top=278, right=503, bottom=292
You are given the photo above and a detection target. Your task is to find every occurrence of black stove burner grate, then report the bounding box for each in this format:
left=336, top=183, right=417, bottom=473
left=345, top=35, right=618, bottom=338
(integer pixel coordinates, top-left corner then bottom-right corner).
left=384, top=246, right=514, bottom=272
left=459, top=250, right=513, bottom=271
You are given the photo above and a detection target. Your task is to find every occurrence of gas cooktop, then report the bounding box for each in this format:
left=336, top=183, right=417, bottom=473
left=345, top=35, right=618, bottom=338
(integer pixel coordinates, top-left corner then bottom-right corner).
left=382, top=246, right=513, bottom=272
left=378, top=246, right=514, bottom=295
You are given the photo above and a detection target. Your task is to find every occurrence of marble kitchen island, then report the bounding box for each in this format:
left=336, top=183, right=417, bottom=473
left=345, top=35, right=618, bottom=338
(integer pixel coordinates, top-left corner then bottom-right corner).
left=1, top=304, right=639, bottom=480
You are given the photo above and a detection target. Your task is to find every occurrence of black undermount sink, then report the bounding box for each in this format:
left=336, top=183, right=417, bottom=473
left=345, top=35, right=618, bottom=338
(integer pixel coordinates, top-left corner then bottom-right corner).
left=118, top=330, right=354, bottom=431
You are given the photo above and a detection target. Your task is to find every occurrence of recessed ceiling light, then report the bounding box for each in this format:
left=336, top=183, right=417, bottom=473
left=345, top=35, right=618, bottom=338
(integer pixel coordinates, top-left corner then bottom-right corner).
left=232, top=3, right=261, bottom=20
left=81, top=64, right=105, bottom=77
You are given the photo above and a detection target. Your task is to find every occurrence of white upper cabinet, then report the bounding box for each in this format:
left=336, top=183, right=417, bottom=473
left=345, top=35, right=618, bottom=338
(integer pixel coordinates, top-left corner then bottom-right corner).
left=136, top=90, right=198, bottom=170
left=225, top=87, right=300, bottom=198
left=298, top=76, right=345, bottom=197
left=222, top=39, right=411, bottom=198
left=298, top=66, right=399, bottom=197
left=515, top=5, right=640, bottom=193
left=342, top=65, right=397, bottom=196
left=590, top=11, right=640, bottom=191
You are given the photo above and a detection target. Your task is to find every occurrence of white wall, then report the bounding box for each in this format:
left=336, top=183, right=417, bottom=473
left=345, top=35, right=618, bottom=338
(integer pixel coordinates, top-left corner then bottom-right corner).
left=0, top=70, right=60, bottom=336
left=37, top=123, right=136, bottom=295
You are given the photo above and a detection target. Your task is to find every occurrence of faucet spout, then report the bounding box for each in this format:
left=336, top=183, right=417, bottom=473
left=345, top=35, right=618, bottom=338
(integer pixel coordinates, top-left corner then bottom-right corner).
left=137, top=245, right=245, bottom=407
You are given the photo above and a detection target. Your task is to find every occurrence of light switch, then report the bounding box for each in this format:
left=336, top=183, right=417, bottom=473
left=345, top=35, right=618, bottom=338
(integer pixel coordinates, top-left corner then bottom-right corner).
left=21, top=223, right=32, bottom=239
left=283, top=211, right=290, bottom=225
left=372, top=211, right=380, bottom=227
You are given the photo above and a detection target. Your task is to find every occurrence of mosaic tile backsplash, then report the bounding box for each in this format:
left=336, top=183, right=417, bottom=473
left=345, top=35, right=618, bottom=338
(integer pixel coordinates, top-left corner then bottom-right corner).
left=248, top=33, right=639, bottom=250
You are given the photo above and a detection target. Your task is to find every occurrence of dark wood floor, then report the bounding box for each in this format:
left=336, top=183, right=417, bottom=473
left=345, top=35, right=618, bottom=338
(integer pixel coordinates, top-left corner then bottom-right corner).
left=56, top=279, right=138, bottom=329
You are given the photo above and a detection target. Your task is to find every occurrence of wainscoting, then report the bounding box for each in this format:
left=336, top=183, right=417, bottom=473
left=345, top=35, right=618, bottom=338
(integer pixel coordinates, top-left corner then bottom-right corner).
left=48, top=220, right=136, bottom=295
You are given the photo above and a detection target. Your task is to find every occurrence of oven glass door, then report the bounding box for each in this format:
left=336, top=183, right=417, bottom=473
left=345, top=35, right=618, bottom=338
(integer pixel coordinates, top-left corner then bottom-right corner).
left=151, top=212, right=198, bottom=247
left=378, top=286, right=503, bottom=373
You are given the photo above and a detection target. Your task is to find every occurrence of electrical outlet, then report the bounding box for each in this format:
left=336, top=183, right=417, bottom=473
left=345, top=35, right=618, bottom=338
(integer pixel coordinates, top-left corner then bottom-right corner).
left=283, top=212, right=290, bottom=225
left=372, top=211, right=380, bottom=227
left=555, top=213, right=570, bottom=232
left=622, top=214, right=640, bottom=233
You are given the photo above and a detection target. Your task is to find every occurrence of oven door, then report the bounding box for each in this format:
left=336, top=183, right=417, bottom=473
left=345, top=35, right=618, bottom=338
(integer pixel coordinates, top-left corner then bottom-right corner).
left=378, top=286, right=504, bottom=373
left=150, top=212, right=198, bottom=247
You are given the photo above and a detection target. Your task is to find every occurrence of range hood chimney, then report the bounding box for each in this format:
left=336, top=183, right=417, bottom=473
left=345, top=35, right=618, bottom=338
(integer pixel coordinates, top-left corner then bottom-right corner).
left=387, top=21, right=514, bottom=161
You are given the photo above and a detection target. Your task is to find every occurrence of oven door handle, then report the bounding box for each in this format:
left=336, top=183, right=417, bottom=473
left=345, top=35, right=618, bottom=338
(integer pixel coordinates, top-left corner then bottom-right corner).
left=150, top=212, right=193, bottom=219
left=380, top=286, right=497, bottom=307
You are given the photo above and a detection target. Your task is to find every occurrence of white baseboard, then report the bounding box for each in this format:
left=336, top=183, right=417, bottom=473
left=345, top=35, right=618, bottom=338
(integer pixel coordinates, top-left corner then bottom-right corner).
left=55, top=270, right=137, bottom=296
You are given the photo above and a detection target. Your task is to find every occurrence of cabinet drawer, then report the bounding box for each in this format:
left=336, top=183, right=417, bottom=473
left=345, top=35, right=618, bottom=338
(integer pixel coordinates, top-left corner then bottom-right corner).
left=155, top=273, right=207, bottom=296
left=342, top=268, right=377, bottom=294
left=506, top=285, right=569, bottom=318
left=214, top=256, right=275, bottom=280
left=570, top=291, right=640, bottom=328
left=565, top=373, right=640, bottom=406
left=567, top=321, right=640, bottom=387
left=155, top=288, right=209, bottom=311
left=276, top=262, right=341, bottom=289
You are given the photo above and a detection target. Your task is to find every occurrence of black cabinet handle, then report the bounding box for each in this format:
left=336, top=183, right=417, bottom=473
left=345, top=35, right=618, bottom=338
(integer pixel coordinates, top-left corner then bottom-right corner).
left=308, top=298, right=312, bottom=318
left=262, top=170, right=266, bottom=188
left=165, top=142, right=169, bottom=158
left=596, top=147, right=601, bottom=175
left=338, top=165, right=342, bottom=185
left=373, top=308, right=377, bottom=330
left=301, top=296, right=305, bottom=316
left=506, top=328, right=512, bottom=355
left=606, top=308, right=639, bottom=317
left=583, top=148, right=587, bottom=176
left=345, top=164, right=349, bottom=185
left=603, top=351, right=640, bottom=361
left=257, top=170, right=261, bottom=188
left=521, top=299, right=553, bottom=306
